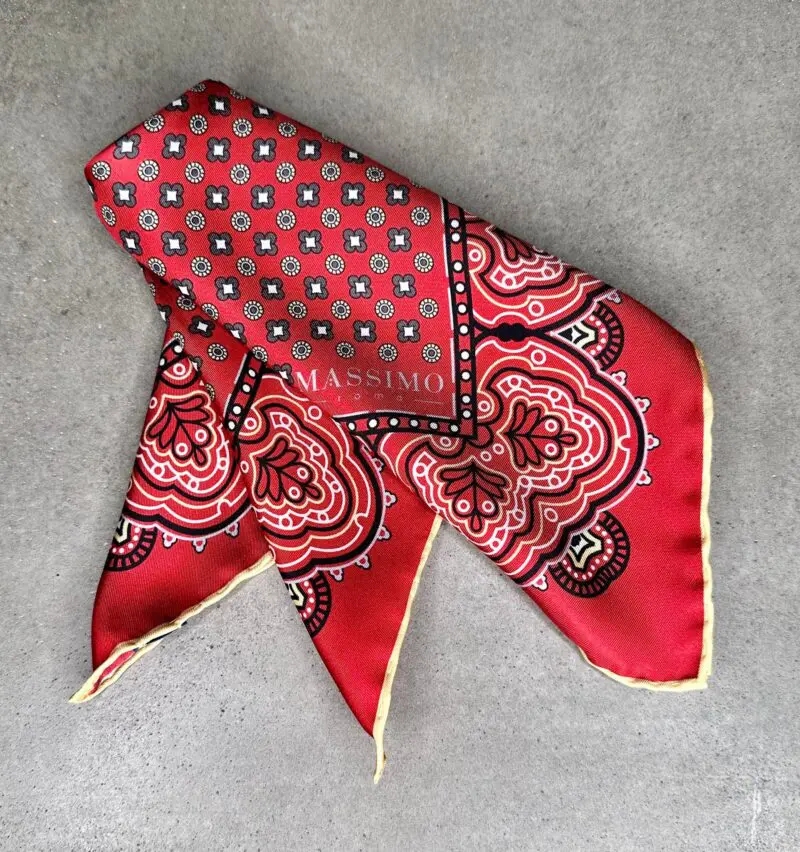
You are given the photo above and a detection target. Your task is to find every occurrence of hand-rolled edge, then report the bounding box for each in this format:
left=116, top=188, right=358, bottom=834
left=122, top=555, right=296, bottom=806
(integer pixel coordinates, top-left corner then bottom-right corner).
left=579, top=342, right=713, bottom=692
left=372, top=515, right=442, bottom=783
left=70, top=552, right=275, bottom=703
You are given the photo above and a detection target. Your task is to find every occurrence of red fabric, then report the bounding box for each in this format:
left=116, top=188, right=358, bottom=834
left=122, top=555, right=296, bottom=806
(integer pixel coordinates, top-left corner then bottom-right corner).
left=75, top=80, right=711, bottom=759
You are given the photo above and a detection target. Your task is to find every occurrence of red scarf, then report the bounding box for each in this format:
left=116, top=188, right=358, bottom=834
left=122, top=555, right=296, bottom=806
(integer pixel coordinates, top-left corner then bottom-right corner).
left=72, top=80, right=713, bottom=780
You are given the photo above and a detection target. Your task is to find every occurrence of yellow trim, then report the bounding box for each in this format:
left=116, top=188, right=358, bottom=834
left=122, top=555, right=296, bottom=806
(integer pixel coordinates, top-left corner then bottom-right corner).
left=372, top=515, right=442, bottom=783
left=70, top=552, right=275, bottom=704
left=579, top=344, right=713, bottom=691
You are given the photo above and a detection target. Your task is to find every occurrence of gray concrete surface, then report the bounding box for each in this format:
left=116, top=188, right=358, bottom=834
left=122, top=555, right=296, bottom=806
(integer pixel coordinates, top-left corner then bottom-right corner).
left=1, top=1, right=798, bottom=849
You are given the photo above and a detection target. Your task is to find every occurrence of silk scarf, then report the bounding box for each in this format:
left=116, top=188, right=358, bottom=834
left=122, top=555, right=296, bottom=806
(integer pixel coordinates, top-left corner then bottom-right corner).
left=72, top=80, right=713, bottom=780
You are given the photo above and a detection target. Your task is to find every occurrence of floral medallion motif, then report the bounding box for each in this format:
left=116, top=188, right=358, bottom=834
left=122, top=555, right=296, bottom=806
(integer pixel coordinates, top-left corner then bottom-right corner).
left=226, top=354, right=385, bottom=580
left=118, top=338, right=249, bottom=553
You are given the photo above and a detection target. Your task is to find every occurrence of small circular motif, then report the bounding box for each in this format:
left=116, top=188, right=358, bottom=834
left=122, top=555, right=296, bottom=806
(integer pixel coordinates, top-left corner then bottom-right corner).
left=185, top=209, right=205, bottom=231
left=292, top=340, right=312, bottom=360
left=365, top=206, right=386, bottom=227
left=366, top=166, right=385, bottom=183
left=208, top=343, right=228, bottom=361
left=252, top=345, right=268, bottom=361
left=230, top=164, right=251, bottom=185
left=321, top=207, right=341, bottom=228
left=91, top=161, right=111, bottom=181
left=419, top=298, right=439, bottom=318
left=148, top=258, right=166, bottom=276
left=375, top=299, right=395, bottom=319
left=410, top=206, right=431, bottom=226
left=233, top=118, right=253, bottom=138
left=331, top=300, right=351, bottom=320
left=189, top=114, right=208, bottom=135
left=320, top=161, right=341, bottom=181
left=202, top=303, right=220, bottom=320
left=243, top=300, right=264, bottom=320
left=276, top=209, right=297, bottom=230
left=143, top=114, right=165, bottom=132
left=288, top=300, right=307, bottom=318
left=281, top=256, right=301, bottom=276
left=369, top=253, right=389, bottom=274
left=231, top=211, right=251, bottom=232
left=422, top=343, right=442, bottom=363
left=325, top=254, right=345, bottom=275
left=191, top=256, right=212, bottom=277
left=414, top=252, right=434, bottom=272
left=379, top=343, right=398, bottom=362
left=101, top=206, right=116, bottom=226
left=137, top=159, right=159, bottom=181
left=138, top=209, right=158, bottom=230
left=185, top=162, right=205, bottom=183
left=276, top=162, right=296, bottom=183
left=278, top=121, right=297, bottom=137
left=336, top=341, right=355, bottom=359
left=237, top=257, right=257, bottom=276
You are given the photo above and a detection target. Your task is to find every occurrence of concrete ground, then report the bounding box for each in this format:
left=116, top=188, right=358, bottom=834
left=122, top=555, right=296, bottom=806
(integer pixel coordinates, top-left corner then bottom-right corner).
left=1, top=1, right=798, bottom=849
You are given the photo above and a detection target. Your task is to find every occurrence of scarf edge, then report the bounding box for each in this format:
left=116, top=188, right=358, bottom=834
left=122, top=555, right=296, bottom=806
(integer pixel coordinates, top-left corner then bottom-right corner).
left=372, top=514, right=442, bottom=783
left=580, top=342, right=714, bottom=692
left=69, top=551, right=275, bottom=704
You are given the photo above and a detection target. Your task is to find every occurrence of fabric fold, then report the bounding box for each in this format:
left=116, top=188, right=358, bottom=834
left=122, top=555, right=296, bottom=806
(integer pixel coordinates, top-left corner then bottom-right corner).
left=74, top=78, right=713, bottom=776
left=72, top=271, right=442, bottom=774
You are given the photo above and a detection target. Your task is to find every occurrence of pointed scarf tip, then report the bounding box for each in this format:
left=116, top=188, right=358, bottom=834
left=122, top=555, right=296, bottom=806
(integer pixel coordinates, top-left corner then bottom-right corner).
left=70, top=551, right=275, bottom=703
left=69, top=640, right=163, bottom=704
left=373, top=747, right=387, bottom=785
left=370, top=514, right=440, bottom=784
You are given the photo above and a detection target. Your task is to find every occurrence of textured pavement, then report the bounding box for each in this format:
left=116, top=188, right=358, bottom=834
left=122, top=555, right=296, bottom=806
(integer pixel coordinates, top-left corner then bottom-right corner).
left=1, top=1, right=798, bottom=849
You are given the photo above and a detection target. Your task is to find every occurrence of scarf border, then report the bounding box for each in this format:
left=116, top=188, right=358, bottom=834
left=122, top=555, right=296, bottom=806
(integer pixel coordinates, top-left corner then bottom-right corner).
left=69, top=552, right=275, bottom=703
left=372, top=514, right=442, bottom=782
left=578, top=343, right=714, bottom=691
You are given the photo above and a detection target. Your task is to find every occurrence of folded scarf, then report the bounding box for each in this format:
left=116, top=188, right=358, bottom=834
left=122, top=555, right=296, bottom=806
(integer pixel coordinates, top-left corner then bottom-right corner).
left=71, top=80, right=713, bottom=780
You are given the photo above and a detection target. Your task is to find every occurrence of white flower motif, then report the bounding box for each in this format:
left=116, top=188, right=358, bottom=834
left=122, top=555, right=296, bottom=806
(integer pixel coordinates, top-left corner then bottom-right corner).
left=411, top=206, right=431, bottom=227
left=91, top=161, right=111, bottom=181
left=281, top=255, right=301, bottom=276
left=414, top=252, right=434, bottom=272
left=233, top=118, right=253, bottom=138
left=422, top=343, right=441, bottom=363
left=185, top=162, right=205, bottom=183
left=231, top=211, right=251, bottom=232
left=365, top=206, right=386, bottom=227
left=375, top=299, right=395, bottom=319
left=276, top=162, right=296, bottom=183
left=189, top=114, right=208, bottom=135
left=321, top=161, right=341, bottom=181
left=276, top=209, right=296, bottom=231
left=144, top=114, right=165, bottom=132
left=230, top=163, right=251, bottom=185
left=139, top=209, right=159, bottom=231
left=237, top=256, right=257, bottom=276
left=137, top=160, right=159, bottom=182
left=191, top=256, right=212, bottom=277
left=321, top=207, right=341, bottom=228
left=185, top=210, right=206, bottom=231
